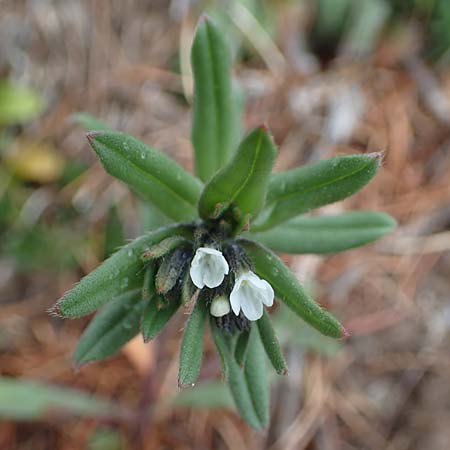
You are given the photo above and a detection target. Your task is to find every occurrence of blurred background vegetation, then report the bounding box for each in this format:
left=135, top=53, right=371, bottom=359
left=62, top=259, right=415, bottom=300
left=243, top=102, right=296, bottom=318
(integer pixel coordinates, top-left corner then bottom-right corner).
left=1, top=1, right=450, bottom=449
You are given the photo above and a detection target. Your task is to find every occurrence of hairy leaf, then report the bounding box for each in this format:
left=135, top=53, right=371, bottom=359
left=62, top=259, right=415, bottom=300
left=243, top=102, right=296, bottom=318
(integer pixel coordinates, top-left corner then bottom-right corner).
left=73, top=290, right=145, bottom=367
left=251, top=211, right=396, bottom=254
left=254, top=153, right=382, bottom=230
left=244, top=326, right=270, bottom=427
left=178, top=298, right=208, bottom=387
left=210, top=320, right=263, bottom=429
left=141, top=296, right=180, bottom=342
left=87, top=131, right=202, bottom=222
left=52, top=224, right=193, bottom=318
left=257, top=310, right=288, bottom=374
left=191, top=16, right=241, bottom=181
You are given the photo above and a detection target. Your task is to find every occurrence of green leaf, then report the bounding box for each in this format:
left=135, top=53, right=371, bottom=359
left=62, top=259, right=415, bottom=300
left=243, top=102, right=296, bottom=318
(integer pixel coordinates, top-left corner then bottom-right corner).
left=52, top=224, right=193, bottom=318
left=253, top=153, right=382, bottom=231
left=238, top=239, right=345, bottom=338
left=87, top=131, right=202, bottom=222
left=172, top=381, right=235, bottom=410
left=198, top=127, right=277, bottom=228
left=104, top=206, right=125, bottom=258
left=178, top=298, right=208, bottom=387
left=244, top=326, right=270, bottom=427
left=210, top=320, right=263, bottom=429
left=250, top=211, right=396, bottom=254
left=257, top=310, right=288, bottom=374
left=191, top=16, right=241, bottom=181
left=0, top=377, right=124, bottom=420
left=141, top=296, right=180, bottom=342
left=234, top=329, right=250, bottom=366
left=71, top=112, right=111, bottom=131
left=73, top=290, right=145, bottom=367
left=0, top=80, right=44, bottom=125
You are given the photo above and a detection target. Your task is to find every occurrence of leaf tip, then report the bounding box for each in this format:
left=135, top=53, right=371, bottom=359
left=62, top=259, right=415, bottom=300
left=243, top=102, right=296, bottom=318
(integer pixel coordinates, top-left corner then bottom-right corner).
left=367, top=151, right=384, bottom=167
left=48, top=303, right=62, bottom=318
left=340, top=326, right=351, bottom=340
left=86, top=131, right=104, bottom=145
left=258, top=123, right=270, bottom=133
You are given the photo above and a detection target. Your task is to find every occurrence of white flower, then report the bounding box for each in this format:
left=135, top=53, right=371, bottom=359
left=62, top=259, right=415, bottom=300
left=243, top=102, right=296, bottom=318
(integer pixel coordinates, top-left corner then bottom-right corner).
left=230, top=271, right=274, bottom=321
left=190, top=247, right=229, bottom=289
left=210, top=296, right=231, bottom=317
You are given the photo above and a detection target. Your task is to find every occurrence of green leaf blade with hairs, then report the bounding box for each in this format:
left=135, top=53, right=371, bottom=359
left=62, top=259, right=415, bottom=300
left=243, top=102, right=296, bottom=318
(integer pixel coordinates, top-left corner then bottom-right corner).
left=238, top=239, right=346, bottom=339
left=52, top=224, right=194, bottom=318
left=210, top=320, right=263, bottom=429
left=257, top=310, right=288, bottom=375
left=178, top=298, right=208, bottom=387
left=244, top=326, right=270, bottom=427
left=198, top=126, right=277, bottom=227
left=87, top=131, right=202, bottom=222
left=250, top=211, right=396, bottom=254
left=253, top=153, right=382, bottom=231
left=73, top=289, right=145, bottom=368
left=191, top=16, right=241, bottom=181
left=141, top=296, right=180, bottom=343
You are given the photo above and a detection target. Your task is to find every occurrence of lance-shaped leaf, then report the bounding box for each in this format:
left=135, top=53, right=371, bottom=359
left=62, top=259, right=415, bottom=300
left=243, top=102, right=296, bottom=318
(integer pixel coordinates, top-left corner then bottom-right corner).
left=244, top=326, right=270, bottom=427
left=253, top=153, right=382, bottom=231
left=257, top=310, right=288, bottom=375
left=198, top=127, right=277, bottom=227
left=87, top=132, right=202, bottom=222
left=250, top=211, right=396, bottom=254
left=141, top=296, right=180, bottom=342
left=178, top=298, right=208, bottom=387
left=191, top=16, right=241, bottom=181
left=73, top=289, right=145, bottom=367
left=210, top=320, right=264, bottom=429
left=238, top=239, right=346, bottom=338
left=51, top=224, right=193, bottom=318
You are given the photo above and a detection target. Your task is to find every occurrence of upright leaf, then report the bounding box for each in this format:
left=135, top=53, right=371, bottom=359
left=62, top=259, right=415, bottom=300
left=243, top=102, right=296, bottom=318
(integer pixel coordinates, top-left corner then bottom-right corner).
left=244, top=326, right=270, bottom=427
left=191, top=16, right=240, bottom=181
left=250, top=211, right=396, bottom=254
left=178, top=298, right=208, bottom=387
left=239, top=239, right=346, bottom=338
left=257, top=310, right=288, bottom=374
left=73, top=290, right=145, bottom=367
left=87, top=132, right=202, bottom=222
left=253, top=153, right=382, bottom=231
left=52, top=224, right=193, bottom=318
left=198, top=127, right=277, bottom=227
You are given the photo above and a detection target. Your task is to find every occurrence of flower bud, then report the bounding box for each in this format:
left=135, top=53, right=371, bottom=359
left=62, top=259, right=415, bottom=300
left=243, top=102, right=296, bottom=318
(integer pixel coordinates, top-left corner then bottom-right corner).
left=210, top=296, right=231, bottom=317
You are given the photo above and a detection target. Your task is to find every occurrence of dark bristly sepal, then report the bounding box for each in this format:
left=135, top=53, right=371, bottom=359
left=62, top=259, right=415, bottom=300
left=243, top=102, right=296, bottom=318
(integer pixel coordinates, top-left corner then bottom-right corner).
left=142, top=236, right=192, bottom=262
left=155, top=246, right=192, bottom=295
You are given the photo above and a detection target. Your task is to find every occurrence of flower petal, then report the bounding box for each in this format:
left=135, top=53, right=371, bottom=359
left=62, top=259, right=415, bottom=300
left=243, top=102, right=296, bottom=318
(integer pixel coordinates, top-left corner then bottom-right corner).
left=240, top=288, right=264, bottom=321
left=230, top=282, right=243, bottom=316
left=189, top=247, right=229, bottom=289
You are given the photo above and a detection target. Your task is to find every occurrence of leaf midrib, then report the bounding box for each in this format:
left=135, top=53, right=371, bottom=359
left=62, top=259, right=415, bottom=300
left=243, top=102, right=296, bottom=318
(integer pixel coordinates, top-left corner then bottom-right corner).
left=227, top=131, right=264, bottom=206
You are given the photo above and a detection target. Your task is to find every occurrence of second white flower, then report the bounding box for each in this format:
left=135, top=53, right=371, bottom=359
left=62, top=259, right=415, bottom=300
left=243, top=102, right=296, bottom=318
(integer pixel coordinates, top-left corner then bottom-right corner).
left=230, top=271, right=274, bottom=321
